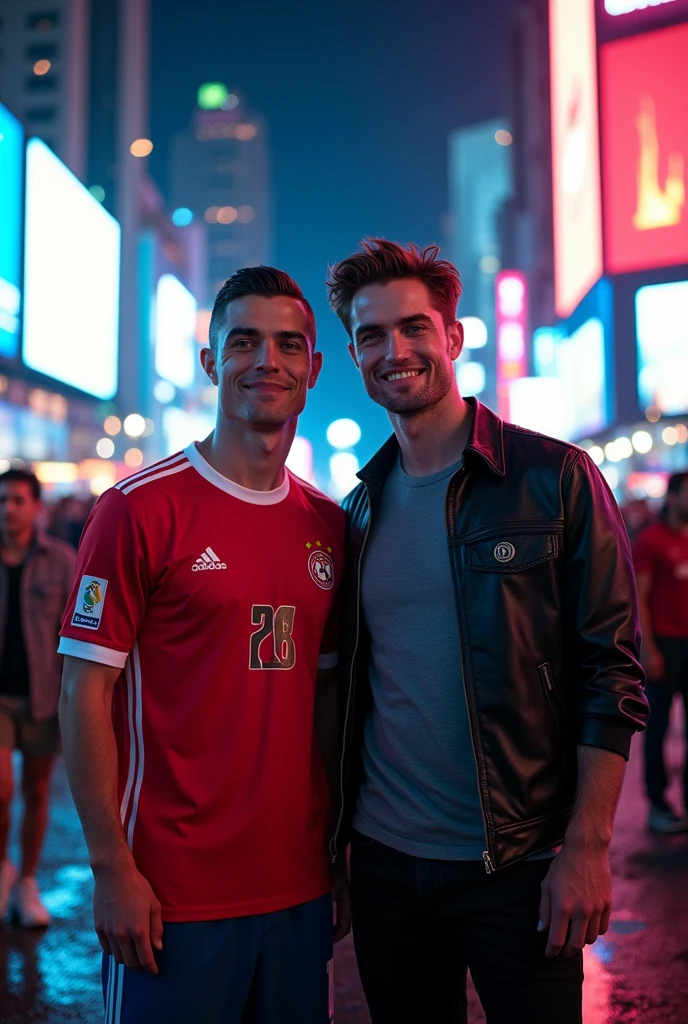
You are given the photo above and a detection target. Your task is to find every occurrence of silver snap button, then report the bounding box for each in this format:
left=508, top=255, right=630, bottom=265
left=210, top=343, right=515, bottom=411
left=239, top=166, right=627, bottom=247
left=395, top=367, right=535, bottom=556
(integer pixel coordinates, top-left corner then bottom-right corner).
left=494, top=542, right=516, bottom=563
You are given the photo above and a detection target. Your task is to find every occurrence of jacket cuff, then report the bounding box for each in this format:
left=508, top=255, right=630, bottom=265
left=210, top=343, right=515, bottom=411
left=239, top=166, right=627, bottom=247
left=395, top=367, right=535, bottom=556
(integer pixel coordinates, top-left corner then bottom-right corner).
left=577, top=718, right=635, bottom=762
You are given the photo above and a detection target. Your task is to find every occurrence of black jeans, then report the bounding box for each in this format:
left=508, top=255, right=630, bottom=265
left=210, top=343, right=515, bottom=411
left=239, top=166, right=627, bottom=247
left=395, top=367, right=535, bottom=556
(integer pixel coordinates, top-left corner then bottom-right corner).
left=350, top=833, right=582, bottom=1024
left=644, top=636, right=688, bottom=807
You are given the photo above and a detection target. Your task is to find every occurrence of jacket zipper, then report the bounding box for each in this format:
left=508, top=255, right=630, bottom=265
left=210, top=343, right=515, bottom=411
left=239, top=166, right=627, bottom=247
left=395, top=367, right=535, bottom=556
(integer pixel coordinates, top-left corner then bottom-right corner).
left=331, top=488, right=372, bottom=862
left=445, top=470, right=495, bottom=876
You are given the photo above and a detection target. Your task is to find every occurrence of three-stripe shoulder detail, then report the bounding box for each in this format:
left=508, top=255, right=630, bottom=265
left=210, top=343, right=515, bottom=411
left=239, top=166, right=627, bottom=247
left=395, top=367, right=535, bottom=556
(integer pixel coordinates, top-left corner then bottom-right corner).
left=115, top=453, right=191, bottom=496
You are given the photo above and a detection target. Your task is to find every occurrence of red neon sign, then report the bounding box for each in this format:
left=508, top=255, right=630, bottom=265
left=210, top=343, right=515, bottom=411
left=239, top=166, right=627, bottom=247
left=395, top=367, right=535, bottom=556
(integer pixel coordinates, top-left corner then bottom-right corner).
left=601, top=24, right=688, bottom=274
left=496, top=271, right=528, bottom=420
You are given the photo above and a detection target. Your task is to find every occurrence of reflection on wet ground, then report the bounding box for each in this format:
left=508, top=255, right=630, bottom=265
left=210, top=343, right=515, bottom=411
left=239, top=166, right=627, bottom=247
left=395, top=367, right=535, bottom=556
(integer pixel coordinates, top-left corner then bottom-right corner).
left=1, top=708, right=687, bottom=1022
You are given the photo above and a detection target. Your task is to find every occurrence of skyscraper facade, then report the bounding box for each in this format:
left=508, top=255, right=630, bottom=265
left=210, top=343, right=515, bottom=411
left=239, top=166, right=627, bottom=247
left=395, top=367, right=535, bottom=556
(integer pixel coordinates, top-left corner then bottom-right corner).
left=171, top=86, right=272, bottom=307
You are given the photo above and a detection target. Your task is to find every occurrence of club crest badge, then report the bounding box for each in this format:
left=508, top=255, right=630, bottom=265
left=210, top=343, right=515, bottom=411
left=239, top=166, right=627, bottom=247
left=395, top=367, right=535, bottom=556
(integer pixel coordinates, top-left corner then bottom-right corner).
left=306, top=541, right=334, bottom=591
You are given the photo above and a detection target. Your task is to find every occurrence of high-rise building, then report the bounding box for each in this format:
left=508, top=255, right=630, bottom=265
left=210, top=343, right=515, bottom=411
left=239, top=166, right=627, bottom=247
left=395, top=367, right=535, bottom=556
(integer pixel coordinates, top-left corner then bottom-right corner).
left=448, top=120, right=514, bottom=411
left=170, top=84, right=272, bottom=307
left=0, top=0, right=90, bottom=176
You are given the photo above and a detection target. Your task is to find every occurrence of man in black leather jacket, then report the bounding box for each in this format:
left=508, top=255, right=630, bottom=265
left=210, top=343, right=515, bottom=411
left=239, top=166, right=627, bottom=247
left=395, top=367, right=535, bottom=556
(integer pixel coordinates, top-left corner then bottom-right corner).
left=326, top=239, right=649, bottom=1024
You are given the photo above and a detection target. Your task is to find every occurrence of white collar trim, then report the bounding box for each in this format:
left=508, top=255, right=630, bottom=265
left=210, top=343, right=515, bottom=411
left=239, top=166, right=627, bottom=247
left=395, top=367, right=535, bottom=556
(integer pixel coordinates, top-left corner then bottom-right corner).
left=183, top=443, right=290, bottom=505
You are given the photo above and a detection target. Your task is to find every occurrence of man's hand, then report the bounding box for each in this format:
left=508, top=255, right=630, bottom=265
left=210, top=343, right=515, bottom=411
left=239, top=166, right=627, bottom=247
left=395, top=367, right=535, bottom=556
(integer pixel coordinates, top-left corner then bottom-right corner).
left=537, top=841, right=612, bottom=959
left=332, top=857, right=352, bottom=943
left=642, top=643, right=665, bottom=683
left=94, top=857, right=164, bottom=974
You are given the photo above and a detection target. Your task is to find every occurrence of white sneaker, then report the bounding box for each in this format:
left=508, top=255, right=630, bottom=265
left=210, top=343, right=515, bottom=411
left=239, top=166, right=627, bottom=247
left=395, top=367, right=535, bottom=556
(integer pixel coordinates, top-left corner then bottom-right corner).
left=13, top=876, right=51, bottom=928
left=0, top=859, right=18, bottom=919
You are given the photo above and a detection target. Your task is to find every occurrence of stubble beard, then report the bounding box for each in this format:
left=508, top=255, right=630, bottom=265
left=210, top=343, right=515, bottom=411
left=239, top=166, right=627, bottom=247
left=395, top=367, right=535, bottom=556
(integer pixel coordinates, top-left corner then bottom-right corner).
left=364, top=363, right=454, bottom=416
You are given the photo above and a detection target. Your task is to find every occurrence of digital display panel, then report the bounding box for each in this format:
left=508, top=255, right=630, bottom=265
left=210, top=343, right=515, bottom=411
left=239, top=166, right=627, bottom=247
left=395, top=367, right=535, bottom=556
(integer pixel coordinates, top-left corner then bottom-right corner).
left=23, top=139, right=120, bottom=399
left=636, top=280, right=688, bottom=414
left=0, top=102, right=24, bottom=359
left=549, top=0, right=603, bottom=318
left=601, top=24, right=688, bottom=274
left=155, top=274, right=197, bottom=389
left=603, top=0, right=686, bottom=15
left=555, top=317, right=608, bottom=439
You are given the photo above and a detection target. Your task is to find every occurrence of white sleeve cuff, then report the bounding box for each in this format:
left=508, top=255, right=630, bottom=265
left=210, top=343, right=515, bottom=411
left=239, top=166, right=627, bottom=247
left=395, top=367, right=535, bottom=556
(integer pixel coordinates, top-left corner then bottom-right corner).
left=317, top=652, right=338, bottom=670
left=58, top=636, right=129, bottom=669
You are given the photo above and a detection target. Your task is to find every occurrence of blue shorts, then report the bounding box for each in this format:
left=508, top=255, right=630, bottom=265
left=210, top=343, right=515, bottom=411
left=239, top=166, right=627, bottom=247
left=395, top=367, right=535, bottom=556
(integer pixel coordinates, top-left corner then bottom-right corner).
left=102, top=893, right=333, bottom=1024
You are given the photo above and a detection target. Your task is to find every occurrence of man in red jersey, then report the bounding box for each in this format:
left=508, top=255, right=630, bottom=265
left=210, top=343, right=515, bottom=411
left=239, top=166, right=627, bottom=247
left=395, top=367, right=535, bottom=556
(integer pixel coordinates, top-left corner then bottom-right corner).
left=634, top=471, right=688, bottom=833
left=58, top=267, right=349, bottom=1024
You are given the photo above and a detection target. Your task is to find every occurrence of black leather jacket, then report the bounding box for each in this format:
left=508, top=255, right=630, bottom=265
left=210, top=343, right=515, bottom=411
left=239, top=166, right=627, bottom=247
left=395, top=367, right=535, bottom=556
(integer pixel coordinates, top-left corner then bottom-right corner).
left=332, top=399, right=649, bottom=872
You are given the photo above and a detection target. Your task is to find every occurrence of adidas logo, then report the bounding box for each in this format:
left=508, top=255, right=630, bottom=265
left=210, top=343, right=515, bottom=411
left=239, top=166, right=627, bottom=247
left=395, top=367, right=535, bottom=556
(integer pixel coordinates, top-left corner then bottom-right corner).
left=192, top=546, right=227, bottom=571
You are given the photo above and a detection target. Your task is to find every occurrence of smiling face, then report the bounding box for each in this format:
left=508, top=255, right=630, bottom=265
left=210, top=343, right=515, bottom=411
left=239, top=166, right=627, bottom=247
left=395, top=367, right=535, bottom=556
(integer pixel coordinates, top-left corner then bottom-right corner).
left=201, top=294, right=322, bottom=430
left=348, top=278, right=463, bottom=415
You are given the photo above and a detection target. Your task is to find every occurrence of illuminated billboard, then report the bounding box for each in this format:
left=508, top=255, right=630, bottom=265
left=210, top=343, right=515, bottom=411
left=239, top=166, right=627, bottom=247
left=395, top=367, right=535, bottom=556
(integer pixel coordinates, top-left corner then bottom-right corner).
left=603, top=0, right=687, bottom=15
left=601, top=24, right=688, bottom=274
left=549, top=0, right=603, bottom=319
left=495, top=270, right=528, bottom=420
left=0, top=103, right=24, bottom=359
left=555, top=318, right=608, bottom=439
left=23, top=139, right=120, bottom=399
left=636, top=280, right=688, bottom=414
left=155, top=274, right=197, bottom=389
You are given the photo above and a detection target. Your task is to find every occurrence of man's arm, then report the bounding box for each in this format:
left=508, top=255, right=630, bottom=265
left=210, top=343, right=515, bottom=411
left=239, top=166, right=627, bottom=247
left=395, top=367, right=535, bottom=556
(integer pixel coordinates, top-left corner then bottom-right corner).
left=635, top=570, right=664, bottom=681
left=60, top=655, right=163, bottom=973
left=538, top=745, right=624, bottom=957
left=314, top=667, right=351, bottom=942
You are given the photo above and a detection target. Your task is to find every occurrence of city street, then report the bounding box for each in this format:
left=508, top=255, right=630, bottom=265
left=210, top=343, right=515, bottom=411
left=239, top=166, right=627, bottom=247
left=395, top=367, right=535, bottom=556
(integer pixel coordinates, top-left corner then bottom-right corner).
left=1, top=710, right=687, bottom=1024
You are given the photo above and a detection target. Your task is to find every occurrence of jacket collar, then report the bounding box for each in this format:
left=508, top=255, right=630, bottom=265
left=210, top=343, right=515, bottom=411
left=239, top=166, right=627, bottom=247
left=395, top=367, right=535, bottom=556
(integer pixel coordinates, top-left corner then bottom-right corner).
left=358, top=397, right=506, bottom=486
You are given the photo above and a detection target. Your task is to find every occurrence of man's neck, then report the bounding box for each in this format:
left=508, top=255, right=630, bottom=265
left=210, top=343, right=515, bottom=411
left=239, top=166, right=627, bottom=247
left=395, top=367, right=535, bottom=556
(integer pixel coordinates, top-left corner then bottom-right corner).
left=197, top=417, right=296, bottom=492
left=0, top=528, right=34, bottom=565
left=389, top=391, right=474, bottom=478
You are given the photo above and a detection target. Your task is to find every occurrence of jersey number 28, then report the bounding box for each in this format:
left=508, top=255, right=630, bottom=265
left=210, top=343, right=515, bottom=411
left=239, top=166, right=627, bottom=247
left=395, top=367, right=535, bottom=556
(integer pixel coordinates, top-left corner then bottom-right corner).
left=250, top=605, right=296, bottom=669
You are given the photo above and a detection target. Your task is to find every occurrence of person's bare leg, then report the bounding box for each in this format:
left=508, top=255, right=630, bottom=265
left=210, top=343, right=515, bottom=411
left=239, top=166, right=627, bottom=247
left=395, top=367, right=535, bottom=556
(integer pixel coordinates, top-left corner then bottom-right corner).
left=0, top=747, right=13, bottom=861
left=20, top=754, right=55, bottom=877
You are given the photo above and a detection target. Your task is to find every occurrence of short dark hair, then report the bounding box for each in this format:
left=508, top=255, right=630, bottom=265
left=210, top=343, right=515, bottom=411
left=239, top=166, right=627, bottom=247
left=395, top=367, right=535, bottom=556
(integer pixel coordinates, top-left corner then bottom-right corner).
left=0, top=468, right=41, bottom=502
left=208, top=266, right=316, bottom=352
left=326, top=238, right=463, bottom=339
left=667, top=471, right=688, bottom=496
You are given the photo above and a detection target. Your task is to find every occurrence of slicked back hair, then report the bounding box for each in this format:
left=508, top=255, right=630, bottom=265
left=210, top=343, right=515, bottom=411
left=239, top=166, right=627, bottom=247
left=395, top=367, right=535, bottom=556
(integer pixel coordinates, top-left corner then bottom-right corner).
left=326, top=238, right=462, bottom=339
left=0, top=468, right=41, bottom=502
left=208, top=266, right=316, bottom=353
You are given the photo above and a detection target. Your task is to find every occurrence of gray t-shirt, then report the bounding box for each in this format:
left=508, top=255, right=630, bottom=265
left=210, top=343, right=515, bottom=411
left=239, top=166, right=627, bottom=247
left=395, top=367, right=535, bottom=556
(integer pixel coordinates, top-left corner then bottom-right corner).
left=353, top=454, right=487, bottom=859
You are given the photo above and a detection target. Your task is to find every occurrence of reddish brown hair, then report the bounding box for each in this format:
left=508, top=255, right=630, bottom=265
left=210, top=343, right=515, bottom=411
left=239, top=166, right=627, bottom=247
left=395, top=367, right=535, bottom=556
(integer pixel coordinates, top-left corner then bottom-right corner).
left=326, top=238, right=462, bottom=338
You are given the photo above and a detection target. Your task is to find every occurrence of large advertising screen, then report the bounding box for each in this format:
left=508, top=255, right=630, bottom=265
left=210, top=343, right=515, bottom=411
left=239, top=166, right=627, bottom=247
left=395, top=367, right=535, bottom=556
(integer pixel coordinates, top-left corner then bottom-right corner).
left=602, top=0, right=688, bottom=18
left=23, top=139, right=120, bottom=399
left=549, top=0, right=603, bottom=319
left=555, top=318, right=608, bottom=440
left=0, top=102, right=24, bottom=359
left=636, top=280, right=688, bottom=414
left=601, top=24, right=688, bottom=274
left=155, top=274, right=197, bottom=389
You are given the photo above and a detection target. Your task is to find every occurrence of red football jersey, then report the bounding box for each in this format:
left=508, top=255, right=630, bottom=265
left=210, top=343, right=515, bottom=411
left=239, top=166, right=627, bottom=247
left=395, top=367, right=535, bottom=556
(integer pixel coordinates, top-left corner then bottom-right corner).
left=633, top=521, right=688, bottom=638
left=59, top=443, right=344, bottom=922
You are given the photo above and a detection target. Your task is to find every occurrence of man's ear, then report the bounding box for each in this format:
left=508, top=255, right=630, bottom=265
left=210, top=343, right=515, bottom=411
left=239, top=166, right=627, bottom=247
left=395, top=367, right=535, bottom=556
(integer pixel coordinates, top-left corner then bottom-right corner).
left=308, top=350, right=323, bottom=389
left=200, top=346, right=219, bottom=386
left=448, top=321, right=464, bottom=362
left=348, top=342, right=360, bottom=370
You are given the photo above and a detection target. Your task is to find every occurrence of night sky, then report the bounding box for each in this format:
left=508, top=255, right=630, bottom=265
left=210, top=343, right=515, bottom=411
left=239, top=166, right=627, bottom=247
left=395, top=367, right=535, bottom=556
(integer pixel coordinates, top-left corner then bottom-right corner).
left=150, top=0, right=518, bottom=473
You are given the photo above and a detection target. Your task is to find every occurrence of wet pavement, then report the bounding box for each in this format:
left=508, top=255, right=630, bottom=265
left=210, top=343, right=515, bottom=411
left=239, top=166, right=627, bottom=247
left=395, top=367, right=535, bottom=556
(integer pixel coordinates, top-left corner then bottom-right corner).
left=1, top=706, right=687, bottom=1023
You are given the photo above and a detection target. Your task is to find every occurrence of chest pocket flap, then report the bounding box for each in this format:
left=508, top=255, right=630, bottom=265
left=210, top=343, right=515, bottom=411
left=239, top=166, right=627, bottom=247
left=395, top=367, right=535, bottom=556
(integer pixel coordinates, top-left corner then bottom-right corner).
left=468, top=532, right=559, bottom=573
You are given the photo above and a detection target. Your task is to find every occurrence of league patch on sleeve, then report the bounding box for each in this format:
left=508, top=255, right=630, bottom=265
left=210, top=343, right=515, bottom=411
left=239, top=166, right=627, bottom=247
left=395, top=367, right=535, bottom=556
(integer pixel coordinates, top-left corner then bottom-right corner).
left=71, top=576, right=109, bottom=630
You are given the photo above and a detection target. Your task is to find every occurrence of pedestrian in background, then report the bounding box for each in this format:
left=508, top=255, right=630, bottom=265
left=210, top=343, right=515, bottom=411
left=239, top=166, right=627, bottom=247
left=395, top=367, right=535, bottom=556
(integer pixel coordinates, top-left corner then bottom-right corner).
left=0, top=468, right=76, bottom=926
left=634, top=470, right=688, bottom=832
